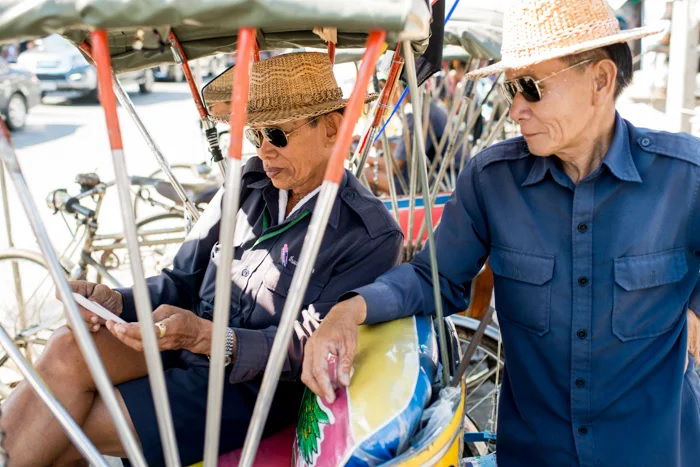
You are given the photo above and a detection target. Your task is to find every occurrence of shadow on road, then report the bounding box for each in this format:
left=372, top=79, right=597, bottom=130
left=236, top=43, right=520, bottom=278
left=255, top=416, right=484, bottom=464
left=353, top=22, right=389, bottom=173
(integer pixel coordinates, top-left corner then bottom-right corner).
left=10, top=123, right=80, bottom=148
left=44, top=89, right=192, bottom=107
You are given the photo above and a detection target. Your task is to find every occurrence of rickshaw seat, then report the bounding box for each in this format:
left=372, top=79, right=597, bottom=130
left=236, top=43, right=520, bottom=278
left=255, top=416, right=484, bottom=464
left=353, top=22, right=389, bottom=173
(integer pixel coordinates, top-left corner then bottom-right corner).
left=216, top=425, right=295, bottom=466
left=382, top=194, right=450, bottom=243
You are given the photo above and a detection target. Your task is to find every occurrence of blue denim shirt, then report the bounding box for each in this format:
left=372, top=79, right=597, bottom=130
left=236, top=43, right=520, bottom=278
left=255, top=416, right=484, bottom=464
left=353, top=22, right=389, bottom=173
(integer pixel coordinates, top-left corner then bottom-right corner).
left=355, top=115, right=700, bottom=466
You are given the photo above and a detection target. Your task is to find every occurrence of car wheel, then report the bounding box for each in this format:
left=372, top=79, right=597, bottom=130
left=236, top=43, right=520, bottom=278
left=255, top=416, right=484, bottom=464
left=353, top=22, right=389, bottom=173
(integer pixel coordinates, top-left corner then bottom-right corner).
left=139, top=69, right=155, bottom=94
left=5, top=93, right=27, bottom=131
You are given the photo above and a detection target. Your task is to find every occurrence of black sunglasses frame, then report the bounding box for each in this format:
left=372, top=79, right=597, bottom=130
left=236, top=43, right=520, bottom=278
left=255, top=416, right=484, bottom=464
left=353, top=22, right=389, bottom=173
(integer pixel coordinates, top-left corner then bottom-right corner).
left=499, top=59, right=593, bottom=104
left=244, top=117, right=319, bottom=149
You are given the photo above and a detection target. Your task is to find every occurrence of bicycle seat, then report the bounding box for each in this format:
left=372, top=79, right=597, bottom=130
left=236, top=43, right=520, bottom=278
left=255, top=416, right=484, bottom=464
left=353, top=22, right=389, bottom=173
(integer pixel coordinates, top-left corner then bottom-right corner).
left=154, top=181, right=219, bottom=205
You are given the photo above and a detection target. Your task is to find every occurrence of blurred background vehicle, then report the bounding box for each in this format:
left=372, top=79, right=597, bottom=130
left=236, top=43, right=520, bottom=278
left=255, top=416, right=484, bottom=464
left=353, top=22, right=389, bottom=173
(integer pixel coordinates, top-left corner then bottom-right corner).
left=154, top=53, right=228, bottom=82
left=16, top=34, right=154, bottom=101
left=0, top=56, right=40, bottom=130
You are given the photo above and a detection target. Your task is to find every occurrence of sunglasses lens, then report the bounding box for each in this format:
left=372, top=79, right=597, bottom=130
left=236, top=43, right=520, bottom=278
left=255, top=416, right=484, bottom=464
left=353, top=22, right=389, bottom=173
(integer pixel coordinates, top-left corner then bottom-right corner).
left=518, top=77, right=541, bottom=102
left=501, top=82, right=516, bottom=103
left=262, top=128, right=288, bottom=148
left=245, top=128, right=263, bottom=148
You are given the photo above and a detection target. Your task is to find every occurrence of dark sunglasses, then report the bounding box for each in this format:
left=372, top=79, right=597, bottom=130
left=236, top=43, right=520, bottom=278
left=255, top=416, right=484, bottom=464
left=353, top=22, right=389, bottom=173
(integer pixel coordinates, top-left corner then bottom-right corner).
left=244, top=117, right=318, bottom=149
left=499, top=59, right=593, bottom=104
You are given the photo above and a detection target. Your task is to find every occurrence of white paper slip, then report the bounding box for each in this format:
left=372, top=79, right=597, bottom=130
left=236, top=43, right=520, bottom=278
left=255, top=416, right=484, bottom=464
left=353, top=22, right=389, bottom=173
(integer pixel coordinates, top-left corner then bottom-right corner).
left=72, top=292, right=127, bottom=324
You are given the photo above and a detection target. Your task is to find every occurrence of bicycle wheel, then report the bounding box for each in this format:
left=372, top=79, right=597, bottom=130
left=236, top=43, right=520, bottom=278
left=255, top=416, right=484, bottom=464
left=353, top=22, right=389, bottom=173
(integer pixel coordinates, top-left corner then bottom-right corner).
left=455, top=323, right=504, bottom=435
left=98, top=212, right=187, bottom=282
left=0, top=249, right=66, bottom=395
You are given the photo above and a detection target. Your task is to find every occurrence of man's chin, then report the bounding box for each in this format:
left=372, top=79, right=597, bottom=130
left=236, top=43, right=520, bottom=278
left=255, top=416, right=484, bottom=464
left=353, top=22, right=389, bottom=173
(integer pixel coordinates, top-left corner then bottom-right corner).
left=523, top=138, right=552, bottom=157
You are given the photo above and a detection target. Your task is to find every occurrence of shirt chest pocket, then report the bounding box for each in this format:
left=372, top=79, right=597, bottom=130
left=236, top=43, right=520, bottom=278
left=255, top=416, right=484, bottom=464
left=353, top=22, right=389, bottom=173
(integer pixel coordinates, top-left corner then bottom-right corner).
left=261, top=265, right=325, bottom=320
left=489, top=246, right=554, bottom=336
left=612, top=248, right=688, bottom=342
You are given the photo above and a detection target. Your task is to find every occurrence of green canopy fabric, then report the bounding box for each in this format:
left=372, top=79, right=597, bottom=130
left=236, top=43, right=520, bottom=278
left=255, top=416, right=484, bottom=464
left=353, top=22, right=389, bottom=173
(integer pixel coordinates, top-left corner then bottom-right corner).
left=0, top=0, right=430, bottom=72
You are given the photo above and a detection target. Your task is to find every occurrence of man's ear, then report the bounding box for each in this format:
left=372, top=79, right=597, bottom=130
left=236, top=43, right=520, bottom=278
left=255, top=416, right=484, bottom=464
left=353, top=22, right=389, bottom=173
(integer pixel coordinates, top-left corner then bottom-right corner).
left=323, top=111, right=344, bottom=145
left=592, top=59, right=617, bottom=103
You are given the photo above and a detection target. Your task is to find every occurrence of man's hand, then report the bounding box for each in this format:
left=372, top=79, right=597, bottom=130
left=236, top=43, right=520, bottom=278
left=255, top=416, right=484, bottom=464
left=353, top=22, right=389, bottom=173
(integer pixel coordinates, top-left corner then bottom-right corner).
left=301, top=295, right=367, bottom=403
left=688, top=309, right=699, bottom=368
left=106, top=304, right=212, bottom=354
left=63, top=280, right=123, bottom=332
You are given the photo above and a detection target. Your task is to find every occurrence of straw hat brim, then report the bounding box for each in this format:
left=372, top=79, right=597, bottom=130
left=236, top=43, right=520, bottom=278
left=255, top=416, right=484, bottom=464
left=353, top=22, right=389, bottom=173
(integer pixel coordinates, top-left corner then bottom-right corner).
left=211, top=94, right=378, bottom=127
left=466, top=25, right=663, bottom=79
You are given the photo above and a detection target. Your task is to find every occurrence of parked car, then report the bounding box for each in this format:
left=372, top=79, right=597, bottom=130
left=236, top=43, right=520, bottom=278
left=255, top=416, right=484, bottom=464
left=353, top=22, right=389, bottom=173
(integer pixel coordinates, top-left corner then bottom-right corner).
left=154, top=54, right=227, bottom=82
left=0, top=57, right=40, bottom=130
left=16, top=34, right=154, bottom=101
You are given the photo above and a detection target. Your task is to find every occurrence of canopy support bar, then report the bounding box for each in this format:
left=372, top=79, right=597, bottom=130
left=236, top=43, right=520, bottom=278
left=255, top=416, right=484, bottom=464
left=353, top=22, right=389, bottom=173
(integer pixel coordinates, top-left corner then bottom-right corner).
left=91, top=30, right=181, bottom=467
left=0, top=118, right=146, bottom=467
left=168, top=31, right=226, bottom=177
left=402, top=40, right=451, bottom=386
left=237, top=30, right=386, bottom=467
left=202, top=27, right=256, bottom=467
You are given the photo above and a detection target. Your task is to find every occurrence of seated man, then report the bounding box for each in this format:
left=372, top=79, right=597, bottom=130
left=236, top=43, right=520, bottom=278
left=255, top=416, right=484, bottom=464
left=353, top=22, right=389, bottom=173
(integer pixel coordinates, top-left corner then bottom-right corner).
left=1, top=52, right=403, bottom=466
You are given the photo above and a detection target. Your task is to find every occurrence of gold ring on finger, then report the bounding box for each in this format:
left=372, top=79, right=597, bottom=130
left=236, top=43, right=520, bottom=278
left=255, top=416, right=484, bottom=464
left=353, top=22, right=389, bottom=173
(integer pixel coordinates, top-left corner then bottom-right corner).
left=156, top=321, right=167, bottom=339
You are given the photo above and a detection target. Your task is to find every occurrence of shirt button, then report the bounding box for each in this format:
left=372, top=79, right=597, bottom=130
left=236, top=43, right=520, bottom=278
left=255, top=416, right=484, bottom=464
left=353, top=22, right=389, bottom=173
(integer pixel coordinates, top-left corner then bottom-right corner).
left=577, top=223, right=588, bottom=233
left=578, top=276, right=589, bottom=286
left=578, top=426, right=588, bottom=435
left=575, top=378, right=586, bottom=388
left=639, top=137, right=651, bottom=147
left=576, top=329, right=587, bottom=339
left=241, top=268, right=250, bottom=277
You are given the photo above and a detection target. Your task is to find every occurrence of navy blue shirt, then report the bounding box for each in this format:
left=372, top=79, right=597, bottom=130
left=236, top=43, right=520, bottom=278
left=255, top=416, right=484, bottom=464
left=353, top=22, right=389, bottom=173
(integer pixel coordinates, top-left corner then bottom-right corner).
left=356, top=115, right=700, bottom=466
left=119, top=157, right=403, bottom=385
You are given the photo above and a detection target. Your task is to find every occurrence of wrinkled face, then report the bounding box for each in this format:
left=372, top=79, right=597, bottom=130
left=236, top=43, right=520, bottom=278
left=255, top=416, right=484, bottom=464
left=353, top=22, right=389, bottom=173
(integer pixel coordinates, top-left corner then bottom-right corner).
left=506, top=58, right=595, bottom=157
left=253, top=116, right=332, bottom=192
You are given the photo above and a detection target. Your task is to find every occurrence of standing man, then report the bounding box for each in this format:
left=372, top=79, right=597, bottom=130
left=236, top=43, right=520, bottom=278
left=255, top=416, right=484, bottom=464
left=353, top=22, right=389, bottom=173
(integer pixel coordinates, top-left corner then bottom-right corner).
left=303, top=1, right=700, bottom=466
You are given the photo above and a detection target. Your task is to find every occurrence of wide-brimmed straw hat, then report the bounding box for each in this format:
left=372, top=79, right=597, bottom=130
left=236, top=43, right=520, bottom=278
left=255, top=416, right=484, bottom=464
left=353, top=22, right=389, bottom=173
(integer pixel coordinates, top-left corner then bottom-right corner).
left=467, top=0, right=663, bottom=79
left=203, top=51, right=376, bottom=126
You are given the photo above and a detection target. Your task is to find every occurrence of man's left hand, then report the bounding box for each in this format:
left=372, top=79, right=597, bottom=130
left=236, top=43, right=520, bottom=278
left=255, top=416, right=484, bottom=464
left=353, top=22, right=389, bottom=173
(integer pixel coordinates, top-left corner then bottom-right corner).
left=106, top=304, right=212, bottom=354
left=688, top=309, right=699, bottom=367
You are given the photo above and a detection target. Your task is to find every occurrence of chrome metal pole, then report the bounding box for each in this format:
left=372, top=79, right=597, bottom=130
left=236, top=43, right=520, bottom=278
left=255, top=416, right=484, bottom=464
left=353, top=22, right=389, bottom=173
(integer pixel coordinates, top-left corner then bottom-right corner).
left=111, top=76, right=200, bottom=222
left=238, top=31, right=386, bottom=466
left=0, top=323, right=108, bottom=466
left=202, top=27, right=256, bottom=467
left=0, top=158, right=28, bottom=339
left=380, top=128, right=400, bottom=221
left=403, top=41, right=451, bottom=386
left=91, top=30, right=180, bottom=467
left=239, top=182, right=339, bottom=466
left=0, top=131, right=147, bottom=467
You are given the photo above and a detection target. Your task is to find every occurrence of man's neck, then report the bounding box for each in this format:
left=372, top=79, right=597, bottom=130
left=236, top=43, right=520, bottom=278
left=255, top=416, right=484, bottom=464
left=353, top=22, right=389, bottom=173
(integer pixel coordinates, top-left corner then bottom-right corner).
left=557, top=110, right=616, bottom=184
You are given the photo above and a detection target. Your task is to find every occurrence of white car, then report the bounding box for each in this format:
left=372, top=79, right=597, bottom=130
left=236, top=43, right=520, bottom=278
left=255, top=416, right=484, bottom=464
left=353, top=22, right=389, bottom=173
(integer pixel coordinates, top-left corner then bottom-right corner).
left=17, top=34, right=154, bottom=101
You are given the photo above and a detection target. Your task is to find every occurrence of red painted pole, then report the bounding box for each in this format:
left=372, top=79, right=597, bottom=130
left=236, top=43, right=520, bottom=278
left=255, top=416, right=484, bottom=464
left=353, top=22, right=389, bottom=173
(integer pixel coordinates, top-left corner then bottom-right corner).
left=324, top=31, right=386, bottom=184
left=228, top=28, right=255, bottom=160
left=168, top=31, right=210, bottom=119
left=91, top=31, right=123, bottom=150
left=327, top=41, right=336, bottom=64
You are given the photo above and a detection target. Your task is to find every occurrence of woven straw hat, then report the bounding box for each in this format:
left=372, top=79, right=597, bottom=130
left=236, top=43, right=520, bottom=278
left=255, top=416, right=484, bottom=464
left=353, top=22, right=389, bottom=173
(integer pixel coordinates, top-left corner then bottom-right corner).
left=203, top=52, right=376, bottom=126
left=467, top=0, right=663, bottom=79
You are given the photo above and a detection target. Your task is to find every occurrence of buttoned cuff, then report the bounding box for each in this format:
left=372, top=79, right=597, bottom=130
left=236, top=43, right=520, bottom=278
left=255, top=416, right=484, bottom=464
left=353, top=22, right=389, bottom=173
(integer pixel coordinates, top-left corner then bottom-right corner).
left=349, top=281, right=402, bottom=325
left=115, top=287, right=138, bottom=322
left=228, top=328, right=268, bottom=384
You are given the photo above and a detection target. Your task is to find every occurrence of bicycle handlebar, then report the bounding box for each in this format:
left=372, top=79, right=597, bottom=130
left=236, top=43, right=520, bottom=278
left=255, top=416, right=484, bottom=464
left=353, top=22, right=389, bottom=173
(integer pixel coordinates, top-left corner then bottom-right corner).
left=47, top=189, right=96, bottom=218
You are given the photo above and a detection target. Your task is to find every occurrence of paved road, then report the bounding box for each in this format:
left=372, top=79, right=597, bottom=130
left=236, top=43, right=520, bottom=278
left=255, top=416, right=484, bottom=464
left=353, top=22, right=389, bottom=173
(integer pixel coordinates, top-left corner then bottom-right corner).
left=2, top=82, right=214, bottom=252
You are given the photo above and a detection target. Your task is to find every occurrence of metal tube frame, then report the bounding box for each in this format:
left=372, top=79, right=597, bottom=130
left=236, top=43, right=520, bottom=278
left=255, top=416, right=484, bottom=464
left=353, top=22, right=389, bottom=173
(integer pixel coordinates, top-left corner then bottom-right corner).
left=168, top=31, right=227, bottom=177
left=237, top=31, right=386, bottom=466
left=201, top=27, right=256, bottom=467
left=0, top=322, right=107, bottom=466
left=91, top=30, right=180, bottom=467
left=0, top=116, right=147, bottom=466
left=402, top=41, right=451, bottom=386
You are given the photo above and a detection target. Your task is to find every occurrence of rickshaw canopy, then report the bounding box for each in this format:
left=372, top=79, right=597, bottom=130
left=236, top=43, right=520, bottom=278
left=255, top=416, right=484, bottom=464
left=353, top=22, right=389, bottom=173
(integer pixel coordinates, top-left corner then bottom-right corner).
left=0, top=0, right=430, bottom=72
left=443, top=0, right=504, bottom=60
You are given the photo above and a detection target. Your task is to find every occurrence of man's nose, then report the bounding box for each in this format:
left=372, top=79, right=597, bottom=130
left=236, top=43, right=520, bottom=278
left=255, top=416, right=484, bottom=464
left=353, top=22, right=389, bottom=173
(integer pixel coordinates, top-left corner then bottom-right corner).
left=256, top=138, right=278, bottom=159
left=508, top=91, right=531, bottom=123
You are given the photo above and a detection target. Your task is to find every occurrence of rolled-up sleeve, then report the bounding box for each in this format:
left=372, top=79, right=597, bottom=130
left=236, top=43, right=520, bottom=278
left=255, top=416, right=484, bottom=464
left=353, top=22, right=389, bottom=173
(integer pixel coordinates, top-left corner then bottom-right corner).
left=228, top=229, right=403, bottom=384
left=356, top=156, right=490, bottom=324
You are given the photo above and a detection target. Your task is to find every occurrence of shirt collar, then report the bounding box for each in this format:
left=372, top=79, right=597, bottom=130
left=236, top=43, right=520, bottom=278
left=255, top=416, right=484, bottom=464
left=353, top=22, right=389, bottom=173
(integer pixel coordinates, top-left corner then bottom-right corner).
left=521, top=113, right=641, bottom=187
left=246, top=156, right=346, bottom=230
